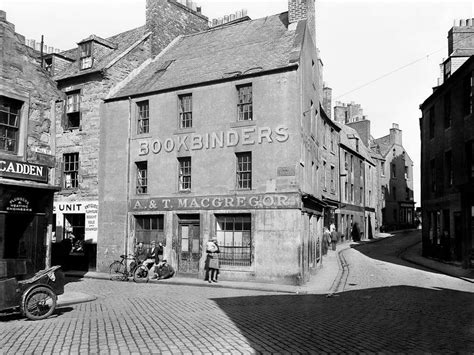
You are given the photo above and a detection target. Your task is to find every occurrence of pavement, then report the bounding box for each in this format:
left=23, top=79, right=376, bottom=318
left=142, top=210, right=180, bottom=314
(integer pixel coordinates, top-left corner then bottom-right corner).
left=60, top=229, right=474, bottom=306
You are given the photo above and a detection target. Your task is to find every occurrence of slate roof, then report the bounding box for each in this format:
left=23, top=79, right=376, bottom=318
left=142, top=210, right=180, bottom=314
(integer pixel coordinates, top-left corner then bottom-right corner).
left=372, top=134, right=392, bottom=157
left=110, top=12, right=300, bottom=100
left=54, top=26, right=148, bottom=81
left=336, top=122, right=375, bottom=165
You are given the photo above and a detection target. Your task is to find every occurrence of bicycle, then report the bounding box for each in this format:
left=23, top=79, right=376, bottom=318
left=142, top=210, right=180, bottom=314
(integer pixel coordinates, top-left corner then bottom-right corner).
left=109, top=254, right=150, bottom=283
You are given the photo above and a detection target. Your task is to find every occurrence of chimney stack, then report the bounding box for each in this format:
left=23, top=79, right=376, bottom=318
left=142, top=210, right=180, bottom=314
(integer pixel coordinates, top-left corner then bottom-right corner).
left=288, top=0, right=316, bottom=42
left=389, top=123, right=402, bottom=146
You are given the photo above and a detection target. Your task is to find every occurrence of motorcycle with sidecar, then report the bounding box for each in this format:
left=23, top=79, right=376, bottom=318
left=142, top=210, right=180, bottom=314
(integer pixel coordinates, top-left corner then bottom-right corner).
left=0, top=259, right=64, bottom=320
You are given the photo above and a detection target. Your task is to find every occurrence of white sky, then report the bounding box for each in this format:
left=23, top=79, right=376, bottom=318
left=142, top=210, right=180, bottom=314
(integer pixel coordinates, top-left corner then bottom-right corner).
left=2, top=0, right=474, bottom=205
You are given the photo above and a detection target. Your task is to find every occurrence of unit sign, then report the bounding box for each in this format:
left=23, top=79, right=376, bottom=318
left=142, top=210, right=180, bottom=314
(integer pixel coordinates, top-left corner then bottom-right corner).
left=131, top=193, right=301, bottom=211
left=0, top=159, right=48, bottom=183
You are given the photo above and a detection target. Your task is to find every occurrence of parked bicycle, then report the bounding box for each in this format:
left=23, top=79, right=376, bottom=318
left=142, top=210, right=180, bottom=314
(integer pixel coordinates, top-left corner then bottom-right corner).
left=108, top=254, right=150, bottom=283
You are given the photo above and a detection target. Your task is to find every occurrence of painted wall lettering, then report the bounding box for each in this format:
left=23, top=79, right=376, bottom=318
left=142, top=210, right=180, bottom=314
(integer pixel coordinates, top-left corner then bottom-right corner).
left=137, top=125, right=289, bottom=156
left=131, top=192, right=301, bottom=211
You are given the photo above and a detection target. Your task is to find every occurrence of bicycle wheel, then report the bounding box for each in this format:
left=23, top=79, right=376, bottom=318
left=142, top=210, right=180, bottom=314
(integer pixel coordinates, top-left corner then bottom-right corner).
left=109, top=261, right=127, bottom=281
left=133, top=265, right=149, bottom=283
left=22, top=286, right=57, bottom=320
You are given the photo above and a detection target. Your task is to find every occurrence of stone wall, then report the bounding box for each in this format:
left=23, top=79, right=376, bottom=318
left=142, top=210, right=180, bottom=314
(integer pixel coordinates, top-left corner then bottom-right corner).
left=146, top=0, right=208, bottom=57
left=0, top=10, right=63, bottom=169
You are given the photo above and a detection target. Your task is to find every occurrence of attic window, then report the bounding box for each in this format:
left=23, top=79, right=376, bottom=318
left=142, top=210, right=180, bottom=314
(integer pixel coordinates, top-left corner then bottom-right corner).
left=80, top=42, right=93, bottom=70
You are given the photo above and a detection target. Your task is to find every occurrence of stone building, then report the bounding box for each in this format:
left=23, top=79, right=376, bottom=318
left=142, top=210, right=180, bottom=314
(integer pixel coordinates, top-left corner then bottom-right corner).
left=46, top=0, right=208, bottom=270
left=336, top=123, right=378, bottom=241
left=0, top=11, right=63, bottom=274
left=419, top=19, right=474, bottom=267
left=99, top=0, right=327, bottom=284
left=372, top=124, right=415, bottom=231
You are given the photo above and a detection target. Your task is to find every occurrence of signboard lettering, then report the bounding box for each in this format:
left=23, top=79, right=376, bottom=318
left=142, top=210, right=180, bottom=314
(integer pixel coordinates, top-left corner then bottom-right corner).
left=0, top=159, right=48, bottom=183
left=131, top=193, right=301, bottom=211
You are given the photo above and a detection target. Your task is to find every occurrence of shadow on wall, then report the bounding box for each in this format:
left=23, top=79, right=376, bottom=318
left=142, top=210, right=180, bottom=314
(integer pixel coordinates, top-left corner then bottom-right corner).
left=211, top=285, right=474, bottom=353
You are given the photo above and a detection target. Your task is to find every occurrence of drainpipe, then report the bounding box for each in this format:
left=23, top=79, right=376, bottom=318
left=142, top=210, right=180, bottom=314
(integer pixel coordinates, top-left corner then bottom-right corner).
left=125, top=98, right=133, bottom=258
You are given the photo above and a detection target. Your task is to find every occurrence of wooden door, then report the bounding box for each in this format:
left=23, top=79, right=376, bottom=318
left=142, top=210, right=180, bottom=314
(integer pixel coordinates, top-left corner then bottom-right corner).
left=178, top=222, right=200, bottom=274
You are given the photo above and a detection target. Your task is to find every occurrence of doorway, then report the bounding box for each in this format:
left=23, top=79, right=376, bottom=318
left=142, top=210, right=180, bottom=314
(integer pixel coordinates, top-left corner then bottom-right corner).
left=3, top=213, right=45, bottom=273
left=177, top=215, right=200, bottom=274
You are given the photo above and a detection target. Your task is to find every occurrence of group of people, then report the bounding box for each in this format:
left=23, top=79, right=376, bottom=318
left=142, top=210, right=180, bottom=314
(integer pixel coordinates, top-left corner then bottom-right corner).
left=135, top=240, right=175, bottom=280
left=323, top=222, right=362, bottom=254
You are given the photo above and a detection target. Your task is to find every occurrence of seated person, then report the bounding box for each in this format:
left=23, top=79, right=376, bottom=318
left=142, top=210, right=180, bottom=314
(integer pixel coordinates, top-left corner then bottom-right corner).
left=141, top=241, right=158, bottom=270
left=152, top=260, right=175, bottom=280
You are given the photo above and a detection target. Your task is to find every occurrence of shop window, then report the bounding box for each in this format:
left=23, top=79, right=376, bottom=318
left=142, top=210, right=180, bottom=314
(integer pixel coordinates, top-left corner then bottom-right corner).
left=64, top=214, right=85, bottom=254
left=137, top=100, right=149, bottom=134
left=0, top=96, right=22, bottom=153
left=135, top=215, right=164, bottom=245
left=63, top=152, right=79, bottom=189
left=79, top=41, right=93, bottom=70
left=136, top=161, right=148, bottom=194
left=215, top=214, right=252, bottom=267
left=237, top=84, right=252, bottom=121
left=179, top=94, right=192, bottom=129
left=178, top=157, right=191, bottom=191
left=236, top=152, right=252, bottom=189
left=65, top=90, right=81, bottom=130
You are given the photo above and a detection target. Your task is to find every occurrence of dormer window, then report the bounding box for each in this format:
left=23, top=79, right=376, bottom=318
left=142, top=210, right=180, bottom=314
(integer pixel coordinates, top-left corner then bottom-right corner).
left=80, top=42, right=93, bottom=70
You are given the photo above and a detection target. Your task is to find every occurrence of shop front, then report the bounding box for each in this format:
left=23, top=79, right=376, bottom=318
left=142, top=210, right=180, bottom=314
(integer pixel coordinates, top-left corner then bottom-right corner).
left=0, top=159, right=55, bottom=275
left=128, top=192, right=309, bottom=284
left=51, top=200, right=98, bottom=271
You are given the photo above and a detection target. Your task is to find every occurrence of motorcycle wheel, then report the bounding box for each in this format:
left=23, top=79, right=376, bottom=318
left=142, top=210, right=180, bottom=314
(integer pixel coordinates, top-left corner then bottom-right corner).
left=133, top=265, right=149, bottom=283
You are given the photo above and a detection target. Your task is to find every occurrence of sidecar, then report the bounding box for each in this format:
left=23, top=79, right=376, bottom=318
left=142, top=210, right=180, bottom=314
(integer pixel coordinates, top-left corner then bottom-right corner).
left=0, top=259, right=64, bottom=320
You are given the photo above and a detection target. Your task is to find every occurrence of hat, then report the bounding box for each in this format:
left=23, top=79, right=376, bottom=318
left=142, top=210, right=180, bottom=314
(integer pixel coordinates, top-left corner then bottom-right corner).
left=151, top=240, right=156, bottom=244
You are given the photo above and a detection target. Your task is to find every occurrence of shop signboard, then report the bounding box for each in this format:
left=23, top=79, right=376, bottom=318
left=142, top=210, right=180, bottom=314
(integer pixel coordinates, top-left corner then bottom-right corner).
left=0, top=159, right=48, bottom=183
left=131, top=192, right=301, bottom=212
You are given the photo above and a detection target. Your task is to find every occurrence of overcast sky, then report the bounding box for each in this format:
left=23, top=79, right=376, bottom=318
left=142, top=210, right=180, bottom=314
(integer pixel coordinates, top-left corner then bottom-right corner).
left=2, top=0, right=473, bottom=205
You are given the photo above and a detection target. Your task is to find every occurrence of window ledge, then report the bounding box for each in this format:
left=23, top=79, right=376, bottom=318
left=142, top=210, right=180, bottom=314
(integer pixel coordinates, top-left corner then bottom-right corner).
left=133, top=134, right=152, bottom=140
left=230, top=120, right=256, bottom=128
left=173, top=128, right=196, bottom=135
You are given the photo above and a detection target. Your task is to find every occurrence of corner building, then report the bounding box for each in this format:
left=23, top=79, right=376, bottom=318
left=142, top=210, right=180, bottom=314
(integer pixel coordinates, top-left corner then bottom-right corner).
left=99, top=1, right=325, bottom=284
left=0, top=11, right=63, bottom=273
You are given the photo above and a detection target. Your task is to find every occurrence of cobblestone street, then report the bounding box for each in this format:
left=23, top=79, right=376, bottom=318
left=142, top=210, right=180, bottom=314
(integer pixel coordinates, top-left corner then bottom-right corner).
left=1, top=231, right=473, bottom=354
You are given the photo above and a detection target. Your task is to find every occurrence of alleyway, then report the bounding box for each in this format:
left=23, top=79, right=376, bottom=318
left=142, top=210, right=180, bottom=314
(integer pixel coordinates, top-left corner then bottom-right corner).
left=1, top=230, right=473, bottom=354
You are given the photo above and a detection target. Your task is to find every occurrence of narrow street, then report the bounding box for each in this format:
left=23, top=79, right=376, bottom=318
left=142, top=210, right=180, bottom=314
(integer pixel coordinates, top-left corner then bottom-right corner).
left=1, top=230, right=473, bottom=354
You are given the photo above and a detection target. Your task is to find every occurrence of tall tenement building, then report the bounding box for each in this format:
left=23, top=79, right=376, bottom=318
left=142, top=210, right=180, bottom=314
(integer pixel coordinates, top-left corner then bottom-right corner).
left=420, top=19, right=474, bottom=268
left=99, top=0, right=328, bottom=284
left=0, top=11, right=63, bottom=273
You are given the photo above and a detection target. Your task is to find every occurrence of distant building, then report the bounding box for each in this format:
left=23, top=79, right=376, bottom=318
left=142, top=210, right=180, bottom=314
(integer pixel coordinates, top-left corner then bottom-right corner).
left=419, top=19, right=474, bottom=268
left=99, top=0, right=327, bottom=284
left=0, top=11, right=63, bottom=273
left=372, top=124, right=415, bottom=231
left=334, top=101, right=366, bottom=124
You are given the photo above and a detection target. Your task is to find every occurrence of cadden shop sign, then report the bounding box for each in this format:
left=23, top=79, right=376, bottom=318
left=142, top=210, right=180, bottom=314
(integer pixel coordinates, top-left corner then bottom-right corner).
left=0, top=159, right=48, bottom=183
left=131, top=193, right=301, bottom=211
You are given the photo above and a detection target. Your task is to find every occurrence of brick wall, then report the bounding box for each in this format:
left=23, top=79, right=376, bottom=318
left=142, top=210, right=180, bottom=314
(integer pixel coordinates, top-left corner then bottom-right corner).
left=146, top=0, right=208, bottom=56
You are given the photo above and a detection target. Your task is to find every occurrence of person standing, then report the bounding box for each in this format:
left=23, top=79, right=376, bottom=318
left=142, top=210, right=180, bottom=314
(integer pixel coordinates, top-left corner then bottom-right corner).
left=205, top=239, right=220, bottom=283
left=351, top=222, right=361, bottom=242
left=322, top=227, right=330, bottom=255
left=330, top=225, right=338, bottom=251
